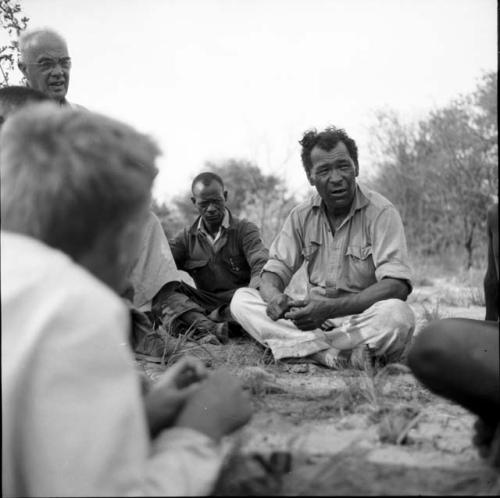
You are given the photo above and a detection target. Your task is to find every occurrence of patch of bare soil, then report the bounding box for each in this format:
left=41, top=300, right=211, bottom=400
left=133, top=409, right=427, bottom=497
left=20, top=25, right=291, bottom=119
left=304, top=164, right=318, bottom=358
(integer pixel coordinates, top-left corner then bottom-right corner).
left=138, top=284, right=498, bottom=495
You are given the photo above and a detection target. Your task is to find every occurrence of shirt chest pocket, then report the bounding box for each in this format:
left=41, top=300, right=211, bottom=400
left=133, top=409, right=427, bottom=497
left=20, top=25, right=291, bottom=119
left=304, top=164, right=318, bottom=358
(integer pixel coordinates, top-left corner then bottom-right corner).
left=344, top=245, right=376, bottom=291
left=302, top=243, right=321, bottom=263
left=224, top=255, right=247, bottom=273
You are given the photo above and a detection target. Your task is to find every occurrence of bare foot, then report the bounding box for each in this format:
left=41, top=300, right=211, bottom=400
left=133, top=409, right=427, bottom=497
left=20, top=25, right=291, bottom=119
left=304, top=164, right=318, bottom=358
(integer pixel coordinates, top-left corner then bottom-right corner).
left=309, top=347, right=348, bottom=369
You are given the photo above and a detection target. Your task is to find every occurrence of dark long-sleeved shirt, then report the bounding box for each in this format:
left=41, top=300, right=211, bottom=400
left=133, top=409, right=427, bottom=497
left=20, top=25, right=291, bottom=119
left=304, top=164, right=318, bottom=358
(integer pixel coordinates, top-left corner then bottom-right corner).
left=170, top=210, right=269, bottom=298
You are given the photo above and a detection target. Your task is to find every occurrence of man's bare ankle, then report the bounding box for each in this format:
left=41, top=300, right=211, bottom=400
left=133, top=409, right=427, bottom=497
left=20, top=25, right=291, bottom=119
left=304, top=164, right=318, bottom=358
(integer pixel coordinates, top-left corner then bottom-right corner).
left=309, top=347, right=347, bottom=369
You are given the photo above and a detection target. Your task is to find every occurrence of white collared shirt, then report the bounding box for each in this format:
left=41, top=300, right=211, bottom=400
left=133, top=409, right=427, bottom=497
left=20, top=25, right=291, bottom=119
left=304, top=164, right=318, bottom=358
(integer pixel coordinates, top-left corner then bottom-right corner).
left=1, top=231, right=224, bottom=496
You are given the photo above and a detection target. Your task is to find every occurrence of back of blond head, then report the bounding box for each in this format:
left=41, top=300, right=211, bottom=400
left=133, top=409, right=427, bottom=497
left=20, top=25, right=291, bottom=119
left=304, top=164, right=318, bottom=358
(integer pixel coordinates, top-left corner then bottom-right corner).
left=1, top=103, right=159, bottom=260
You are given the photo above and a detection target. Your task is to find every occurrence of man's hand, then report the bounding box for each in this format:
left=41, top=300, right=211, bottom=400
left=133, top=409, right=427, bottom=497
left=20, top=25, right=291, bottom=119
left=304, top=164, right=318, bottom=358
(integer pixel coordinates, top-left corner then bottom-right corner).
left=144, top=356, right=208, bottom=438
left=174, top=369, right=253, bottom=442
left=284, top=296, right=334, bottom=330
left=266, top=293, right=292, bottom=321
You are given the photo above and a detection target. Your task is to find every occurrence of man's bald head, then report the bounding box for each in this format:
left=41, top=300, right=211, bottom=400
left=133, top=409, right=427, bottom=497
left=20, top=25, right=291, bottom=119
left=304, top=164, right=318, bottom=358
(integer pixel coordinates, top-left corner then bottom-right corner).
left=18, top=29, right=71, bottom=103
left=18, top=29, right=67, bottom=61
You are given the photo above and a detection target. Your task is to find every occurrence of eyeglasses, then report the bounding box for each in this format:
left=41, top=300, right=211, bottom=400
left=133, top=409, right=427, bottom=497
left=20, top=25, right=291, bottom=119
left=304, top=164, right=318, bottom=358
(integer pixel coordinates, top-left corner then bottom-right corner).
left=25, top=58, right=72, bottom=72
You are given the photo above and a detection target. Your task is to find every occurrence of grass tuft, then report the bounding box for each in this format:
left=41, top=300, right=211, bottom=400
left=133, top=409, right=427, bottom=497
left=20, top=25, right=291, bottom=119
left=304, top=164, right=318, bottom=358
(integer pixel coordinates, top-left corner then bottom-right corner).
left=420, top=301, right=443, bottom=324
left=327, top=365, right=423, bottom=445
left=151, top=321, right=215, bottom=367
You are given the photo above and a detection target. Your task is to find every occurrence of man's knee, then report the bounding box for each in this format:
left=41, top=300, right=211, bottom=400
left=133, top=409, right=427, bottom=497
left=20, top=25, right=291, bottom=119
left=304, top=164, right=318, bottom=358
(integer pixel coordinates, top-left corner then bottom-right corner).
left=408, top=319, right=458, bottom=381
left=373, top=298, right=415, bottom=332
left=230, top=287, right=261, bottom=318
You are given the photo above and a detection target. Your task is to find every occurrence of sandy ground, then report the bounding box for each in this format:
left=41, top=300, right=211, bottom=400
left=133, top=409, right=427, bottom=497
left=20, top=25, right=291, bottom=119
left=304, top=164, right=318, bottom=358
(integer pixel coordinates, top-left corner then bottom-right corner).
left=138, top=283, right=499, bottom=495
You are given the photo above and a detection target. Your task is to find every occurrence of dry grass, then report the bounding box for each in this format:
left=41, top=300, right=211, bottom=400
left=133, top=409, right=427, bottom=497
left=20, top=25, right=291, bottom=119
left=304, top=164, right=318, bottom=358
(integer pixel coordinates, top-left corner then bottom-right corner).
left=412, top=274, right=435, bottom=287
left=326, top=364, right=423, bottom=445
left=438, top=287, right=485, bottom=308
left=420, top=301, right=444, bottom=325
left=135, top=321, right=216, bottom=367
left=136, top=255, right=491, bottom=495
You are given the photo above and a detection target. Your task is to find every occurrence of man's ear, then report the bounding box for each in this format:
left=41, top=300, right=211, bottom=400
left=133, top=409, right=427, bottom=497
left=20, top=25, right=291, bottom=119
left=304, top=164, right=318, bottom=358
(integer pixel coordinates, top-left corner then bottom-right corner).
left=18, top=61, right=27, bottom=77
left=191, top=196, right=196, bottom=205
left=306, top=169, right=316, bottom=187
left=223, top=190, right=228, bottom=201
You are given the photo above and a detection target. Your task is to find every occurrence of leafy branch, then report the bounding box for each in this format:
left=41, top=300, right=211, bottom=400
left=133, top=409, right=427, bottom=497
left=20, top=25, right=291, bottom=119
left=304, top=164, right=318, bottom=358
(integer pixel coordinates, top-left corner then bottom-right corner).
left=0, top=0, right=29, bottom=86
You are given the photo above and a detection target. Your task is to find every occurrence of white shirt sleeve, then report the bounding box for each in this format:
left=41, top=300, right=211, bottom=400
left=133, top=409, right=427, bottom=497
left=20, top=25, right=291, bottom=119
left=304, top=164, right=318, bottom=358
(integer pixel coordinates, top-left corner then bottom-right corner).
left=12, top=283, right=224, bottom=497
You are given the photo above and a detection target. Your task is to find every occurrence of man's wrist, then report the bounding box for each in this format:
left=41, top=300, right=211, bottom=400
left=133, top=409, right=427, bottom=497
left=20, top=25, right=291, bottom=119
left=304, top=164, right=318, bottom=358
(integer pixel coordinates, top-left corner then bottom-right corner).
left=261, top=285, right=283, bottom=304
left=325, top=294, right=354, bottom=319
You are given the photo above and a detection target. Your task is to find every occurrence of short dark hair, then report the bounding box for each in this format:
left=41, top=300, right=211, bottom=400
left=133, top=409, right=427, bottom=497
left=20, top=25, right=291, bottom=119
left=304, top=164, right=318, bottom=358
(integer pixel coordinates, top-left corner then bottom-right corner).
left=299, top=126, right=359, bottom=175
left=191, top=172, right=224, bottom=194
left=0, top=85, right=49, bottom=107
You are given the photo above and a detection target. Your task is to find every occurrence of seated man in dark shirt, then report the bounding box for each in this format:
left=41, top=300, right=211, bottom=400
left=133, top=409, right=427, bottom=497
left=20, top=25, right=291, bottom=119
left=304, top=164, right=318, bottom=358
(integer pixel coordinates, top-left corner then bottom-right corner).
left=152, top=172, right=269, bottom=343
left=408, top=202, right=499, bottom=468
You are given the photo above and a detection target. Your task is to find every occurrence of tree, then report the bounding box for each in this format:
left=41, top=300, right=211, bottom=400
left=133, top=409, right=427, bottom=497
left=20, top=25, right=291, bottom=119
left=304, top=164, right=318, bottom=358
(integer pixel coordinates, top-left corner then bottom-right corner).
left=172, top=158, right=298, bottom=246
left=423, top=89, right=496, bottom=268
left=368, top=71, right=498, bottom=268
left=0, top=0, right=29, bottom=87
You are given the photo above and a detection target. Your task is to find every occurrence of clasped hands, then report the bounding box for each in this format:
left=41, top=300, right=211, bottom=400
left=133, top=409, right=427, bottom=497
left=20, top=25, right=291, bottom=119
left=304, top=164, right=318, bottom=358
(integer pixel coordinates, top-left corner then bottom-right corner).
left=144, top=356, right=252, bottom=440
left=265, top=287, right=335, bottom=330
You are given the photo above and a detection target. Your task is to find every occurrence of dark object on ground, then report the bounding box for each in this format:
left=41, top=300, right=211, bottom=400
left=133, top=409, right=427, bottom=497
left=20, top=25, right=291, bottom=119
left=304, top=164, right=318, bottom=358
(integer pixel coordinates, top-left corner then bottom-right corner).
left=408, top=318, right=500, bottom=468
left=212, top=451, right=292, bottom=496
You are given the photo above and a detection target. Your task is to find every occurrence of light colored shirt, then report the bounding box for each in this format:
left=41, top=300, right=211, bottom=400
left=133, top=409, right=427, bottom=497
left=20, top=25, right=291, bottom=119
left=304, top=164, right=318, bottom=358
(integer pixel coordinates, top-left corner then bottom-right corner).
left=264, top=185, right=412, bottom=294
left=1, top=231, right=223, bottom=497
left=127, top=212, right=188, bottom=310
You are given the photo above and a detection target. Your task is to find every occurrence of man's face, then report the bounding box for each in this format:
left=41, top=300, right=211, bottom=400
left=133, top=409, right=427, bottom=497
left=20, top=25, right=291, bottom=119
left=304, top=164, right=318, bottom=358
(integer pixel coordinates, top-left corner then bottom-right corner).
left=191, top=180, right=227, bottom=227
left=308, top=141, right=358, bottom=213
left=20, top=34, right=70, bottom=102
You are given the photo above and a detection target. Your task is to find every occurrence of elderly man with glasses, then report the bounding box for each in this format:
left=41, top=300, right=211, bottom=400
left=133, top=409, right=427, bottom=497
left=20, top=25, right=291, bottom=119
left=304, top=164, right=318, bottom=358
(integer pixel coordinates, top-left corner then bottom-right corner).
left=18, top=28, right=78, bottom=107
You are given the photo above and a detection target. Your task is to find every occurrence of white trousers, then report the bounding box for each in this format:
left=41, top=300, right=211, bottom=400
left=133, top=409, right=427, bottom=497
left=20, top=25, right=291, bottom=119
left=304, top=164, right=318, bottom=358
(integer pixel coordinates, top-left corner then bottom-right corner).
left=230, top=287, right=415, bottom=361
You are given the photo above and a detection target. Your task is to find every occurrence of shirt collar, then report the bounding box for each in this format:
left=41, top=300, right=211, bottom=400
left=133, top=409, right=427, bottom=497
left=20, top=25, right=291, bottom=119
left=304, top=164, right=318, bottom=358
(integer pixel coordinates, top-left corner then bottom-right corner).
left=197, top=208, right=230, bottom=234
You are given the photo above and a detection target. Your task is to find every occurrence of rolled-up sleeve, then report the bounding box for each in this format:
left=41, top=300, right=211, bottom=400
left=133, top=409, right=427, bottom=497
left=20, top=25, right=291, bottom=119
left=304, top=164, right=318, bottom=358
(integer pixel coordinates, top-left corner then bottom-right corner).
left=371, top=206, right=413, bottom=290
left=262, top=209, right=304, bottom=288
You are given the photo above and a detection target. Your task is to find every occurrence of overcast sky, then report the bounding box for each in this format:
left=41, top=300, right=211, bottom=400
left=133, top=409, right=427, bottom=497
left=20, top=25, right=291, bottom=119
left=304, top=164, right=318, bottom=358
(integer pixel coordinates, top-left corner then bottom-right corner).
left=4, top=0, right=497, bottom=202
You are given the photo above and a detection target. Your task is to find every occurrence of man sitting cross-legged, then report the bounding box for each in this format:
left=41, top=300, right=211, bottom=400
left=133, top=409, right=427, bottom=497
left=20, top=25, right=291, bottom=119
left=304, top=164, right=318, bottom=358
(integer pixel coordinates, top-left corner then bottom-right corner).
left=231, top=126, right=415, bottom=369
left=1, top=103, right=252, bottom=496
left=408, top=203, right=499, bottom=468
left=153, top=172, right=269, bottom=343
